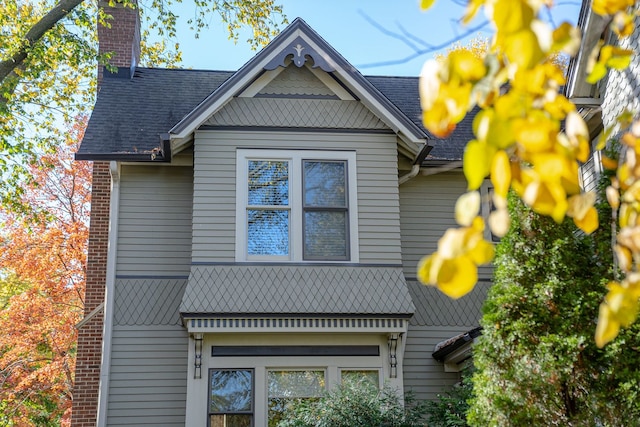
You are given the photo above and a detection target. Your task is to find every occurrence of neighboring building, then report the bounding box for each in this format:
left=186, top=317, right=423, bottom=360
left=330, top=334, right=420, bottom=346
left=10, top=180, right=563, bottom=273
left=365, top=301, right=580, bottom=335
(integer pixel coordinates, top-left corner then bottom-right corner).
left=568, top=2, right=640, bottom=191
left=71, top=6, right=489, bottom=427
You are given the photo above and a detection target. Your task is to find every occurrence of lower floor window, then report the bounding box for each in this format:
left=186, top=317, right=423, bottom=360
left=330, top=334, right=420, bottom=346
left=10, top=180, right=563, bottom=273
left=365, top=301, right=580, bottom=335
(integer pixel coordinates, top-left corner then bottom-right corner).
left=209, top=369, right=254, bottom=427
left=207, top=367, right=382, bottom=426
left=267, top=370, right=325, bottom=427
left=340, top=369, right=380, bottom=390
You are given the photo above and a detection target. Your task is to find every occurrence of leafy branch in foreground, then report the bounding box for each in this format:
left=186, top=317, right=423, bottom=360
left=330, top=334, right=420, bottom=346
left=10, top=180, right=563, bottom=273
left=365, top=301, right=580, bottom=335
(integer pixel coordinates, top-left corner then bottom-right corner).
left=418, top=0, right=639, bottom=347
left=0, top=0, right=286, bottom=212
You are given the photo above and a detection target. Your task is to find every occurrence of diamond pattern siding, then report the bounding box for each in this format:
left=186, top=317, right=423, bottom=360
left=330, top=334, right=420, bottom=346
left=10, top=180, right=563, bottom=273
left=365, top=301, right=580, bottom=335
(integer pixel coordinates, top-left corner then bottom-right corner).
left=258, top=65, right=335, bottom=97
left=114, top=278, right=188, bottom=326
left=407, top=280, right=490, bottom=327
left=180, top=265, right=414, bottom=316
left=601, top=8, right=640, bottom=130
left=204, top=97, right=388, bottom=129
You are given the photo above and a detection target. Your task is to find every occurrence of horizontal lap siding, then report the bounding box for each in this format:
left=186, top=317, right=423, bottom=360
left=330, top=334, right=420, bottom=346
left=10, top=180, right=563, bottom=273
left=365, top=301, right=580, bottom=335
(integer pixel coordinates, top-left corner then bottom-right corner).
left=117, top=165, right=193, bottom=276
left=193, top=130, right=402, bottom=264
left=107, top=326, right=188, bottom=426
left=403, top=326, right=469, bottom=402
left=399, top=172, right=493, bottom=280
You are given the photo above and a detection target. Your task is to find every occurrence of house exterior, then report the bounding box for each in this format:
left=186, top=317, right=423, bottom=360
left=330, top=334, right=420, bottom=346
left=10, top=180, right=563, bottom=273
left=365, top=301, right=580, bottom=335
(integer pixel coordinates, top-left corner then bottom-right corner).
left=71, top=6, right=490, bottom=427
left=568, top=2, right=640, bottom=192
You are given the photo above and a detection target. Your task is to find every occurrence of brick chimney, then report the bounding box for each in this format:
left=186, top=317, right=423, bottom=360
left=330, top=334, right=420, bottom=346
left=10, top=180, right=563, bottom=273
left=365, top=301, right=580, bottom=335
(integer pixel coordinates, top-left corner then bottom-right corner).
left=97, top=0, right=141, bottom=80
left=71, top=3, right=140, bottom=426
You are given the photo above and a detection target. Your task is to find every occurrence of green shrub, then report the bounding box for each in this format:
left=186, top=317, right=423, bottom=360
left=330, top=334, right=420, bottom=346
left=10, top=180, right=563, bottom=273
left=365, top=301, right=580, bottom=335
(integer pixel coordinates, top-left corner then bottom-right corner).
left=424, top=369, right=472, bottom=427
left=276, top=381, right=427, bottom=427
left=468, top=181, right=640, bottom=426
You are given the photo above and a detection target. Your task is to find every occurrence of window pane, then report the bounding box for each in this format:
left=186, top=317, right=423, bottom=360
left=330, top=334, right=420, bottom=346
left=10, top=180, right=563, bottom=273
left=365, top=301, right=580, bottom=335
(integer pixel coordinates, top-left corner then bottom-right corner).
left=341, top=370, right=379, bottom=390
left=304, top=211, right=346, bottom=258
left=268, top=370, right=325, bottom=398
left=248, top=160, right=289, bottom=206
left=248, top=210, right=289, bottom=256
left=304, top=161, right=346, bottom=207
left=209, top=370, right=253, bottom=413
left=268, top=371, right=325, bottom=427
left=210, top=414, right=252, bottom=427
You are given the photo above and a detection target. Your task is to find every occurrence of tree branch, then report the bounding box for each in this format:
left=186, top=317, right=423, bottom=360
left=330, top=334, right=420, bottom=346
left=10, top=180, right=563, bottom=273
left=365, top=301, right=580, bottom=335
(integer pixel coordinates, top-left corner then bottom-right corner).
left=0, top=0, right=85, bottom=104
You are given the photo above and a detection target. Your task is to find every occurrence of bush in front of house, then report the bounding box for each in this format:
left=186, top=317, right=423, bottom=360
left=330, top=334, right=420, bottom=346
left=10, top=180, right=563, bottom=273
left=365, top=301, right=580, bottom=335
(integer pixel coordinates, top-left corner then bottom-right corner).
left=276, top=381, right=427, bottom=427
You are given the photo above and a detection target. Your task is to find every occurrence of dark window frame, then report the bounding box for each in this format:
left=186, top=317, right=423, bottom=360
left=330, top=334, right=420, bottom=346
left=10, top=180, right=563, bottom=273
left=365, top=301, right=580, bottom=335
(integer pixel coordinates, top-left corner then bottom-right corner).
left=208, top=368, right=255, bottom=427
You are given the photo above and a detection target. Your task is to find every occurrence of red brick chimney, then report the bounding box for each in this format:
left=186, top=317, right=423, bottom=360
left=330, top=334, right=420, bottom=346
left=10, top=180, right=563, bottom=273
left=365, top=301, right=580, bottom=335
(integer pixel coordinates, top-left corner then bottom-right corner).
left=97, top=0, right=141, bottom=80
left=71, top=3, right=140, bottom=426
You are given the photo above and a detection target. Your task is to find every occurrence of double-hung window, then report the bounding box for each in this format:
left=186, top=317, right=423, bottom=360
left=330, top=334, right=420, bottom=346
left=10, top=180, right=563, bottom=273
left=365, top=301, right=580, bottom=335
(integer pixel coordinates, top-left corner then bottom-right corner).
left=209, top=369, right=254, bottom=427
left=236, top=149, right=358, bottom=262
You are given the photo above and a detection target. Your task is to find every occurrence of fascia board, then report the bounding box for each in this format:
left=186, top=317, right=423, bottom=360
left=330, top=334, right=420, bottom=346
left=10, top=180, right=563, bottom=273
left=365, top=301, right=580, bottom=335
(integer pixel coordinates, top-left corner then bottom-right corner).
left=169, top=28, right=307, bottom=140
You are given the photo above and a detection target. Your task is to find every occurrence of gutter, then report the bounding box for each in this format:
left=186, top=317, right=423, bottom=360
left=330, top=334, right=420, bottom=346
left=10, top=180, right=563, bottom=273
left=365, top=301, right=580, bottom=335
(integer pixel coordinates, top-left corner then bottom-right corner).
left=398, top=143, right=433, bottom=185
left=96, top=161, right=121, bottom=427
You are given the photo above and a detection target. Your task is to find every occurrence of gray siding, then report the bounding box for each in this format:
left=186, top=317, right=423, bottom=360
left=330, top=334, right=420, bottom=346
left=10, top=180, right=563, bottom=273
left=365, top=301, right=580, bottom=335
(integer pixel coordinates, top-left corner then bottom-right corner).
left=107, top=326, right=188, bottom=426
left=116, top=165, right=193, bottom=276
left=403, top=325, right=470, bottom=401
left=399, top=171, right=493, bottom=280
left=192, top=130, right=402, bottom=264
left=403, top=281, right=489, bottom=402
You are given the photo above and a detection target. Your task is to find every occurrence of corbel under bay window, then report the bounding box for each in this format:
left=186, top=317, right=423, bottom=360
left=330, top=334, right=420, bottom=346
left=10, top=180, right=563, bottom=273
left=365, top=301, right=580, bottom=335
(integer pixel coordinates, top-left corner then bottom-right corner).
left=236, top=149, right=359, bottom=262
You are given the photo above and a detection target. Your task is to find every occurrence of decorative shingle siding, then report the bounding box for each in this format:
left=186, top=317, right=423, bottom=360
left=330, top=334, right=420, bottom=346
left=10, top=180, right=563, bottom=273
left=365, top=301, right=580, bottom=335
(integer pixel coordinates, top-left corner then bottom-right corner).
left=204, top=97, right=388, bottom=129
left=181, top=265, right=414, bottom=315
left=114, top=278, right=187, bottom=326
left=600, top=10, right=640, bottom=129
left=257, top=65, right=335, bottom=96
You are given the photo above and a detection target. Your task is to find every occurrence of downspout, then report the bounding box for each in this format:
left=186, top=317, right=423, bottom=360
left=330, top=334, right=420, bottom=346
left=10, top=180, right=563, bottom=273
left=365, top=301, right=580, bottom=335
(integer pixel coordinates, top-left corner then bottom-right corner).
left=96, top=161, right=121, bottom=427
left=398, top=143, right=433, bottom=185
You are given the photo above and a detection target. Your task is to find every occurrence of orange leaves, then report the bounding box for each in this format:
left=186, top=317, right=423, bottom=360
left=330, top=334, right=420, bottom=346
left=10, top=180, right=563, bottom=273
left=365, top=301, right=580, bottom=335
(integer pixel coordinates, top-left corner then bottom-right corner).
left=0, top=118, right=90, bottom=425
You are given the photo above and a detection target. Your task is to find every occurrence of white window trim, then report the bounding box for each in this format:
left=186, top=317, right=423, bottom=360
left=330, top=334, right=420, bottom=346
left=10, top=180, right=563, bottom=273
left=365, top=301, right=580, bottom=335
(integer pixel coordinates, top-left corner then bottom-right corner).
left=235, top=149, right=359, bottom=263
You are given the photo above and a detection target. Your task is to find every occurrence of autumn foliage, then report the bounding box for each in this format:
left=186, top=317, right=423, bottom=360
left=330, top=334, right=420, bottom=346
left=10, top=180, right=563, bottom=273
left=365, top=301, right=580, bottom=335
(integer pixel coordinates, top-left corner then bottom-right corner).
left=419, top=0, right=640, bottom=347
left=0, top=119, right=90, bottom=426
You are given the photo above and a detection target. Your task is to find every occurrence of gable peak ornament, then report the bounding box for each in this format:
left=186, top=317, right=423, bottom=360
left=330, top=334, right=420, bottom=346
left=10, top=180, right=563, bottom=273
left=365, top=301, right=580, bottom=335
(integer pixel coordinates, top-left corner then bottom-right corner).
left=264, top=36, right=335, bottom=72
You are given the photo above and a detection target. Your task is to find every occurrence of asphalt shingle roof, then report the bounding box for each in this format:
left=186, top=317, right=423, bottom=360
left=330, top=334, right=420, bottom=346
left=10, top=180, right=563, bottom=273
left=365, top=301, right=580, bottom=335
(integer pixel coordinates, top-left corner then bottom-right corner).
left=78, top=66, right=473, bottom=161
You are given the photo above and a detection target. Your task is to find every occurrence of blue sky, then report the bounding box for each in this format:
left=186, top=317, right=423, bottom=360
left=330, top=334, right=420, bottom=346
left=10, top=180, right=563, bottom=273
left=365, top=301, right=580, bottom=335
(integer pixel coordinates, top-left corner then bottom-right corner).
left=173, top=1, right=582, bottom=76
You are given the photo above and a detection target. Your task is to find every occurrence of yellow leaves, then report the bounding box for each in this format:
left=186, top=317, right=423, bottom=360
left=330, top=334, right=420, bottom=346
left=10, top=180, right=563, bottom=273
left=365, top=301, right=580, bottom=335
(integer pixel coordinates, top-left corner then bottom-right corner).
left=418, top=0, right=640, bottom=348
left=491, top=150, right=511, bottom=199
left=504, top=28, right=545, bottom=69
left=587, top=44, right=634, bottom=84
left=420, top=0, right=437, bottom=10
left=418, top=216, right=494, bottom=299
left=420, top=51, right=488, bottom=138
left=567, top=192, right=599, bottom=234
left=596, top=280, right=640, bottom=347
left=513, top=110, right=558, bottom=154
left=551, top=22, right=581, bottom=56
left=592, top=0, right=634, bottom=16
left=464, top=140, right=495, bottom=190
left=522, top=174, right=568, bottom=222
left=455, top=191, right=481, bottom=226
